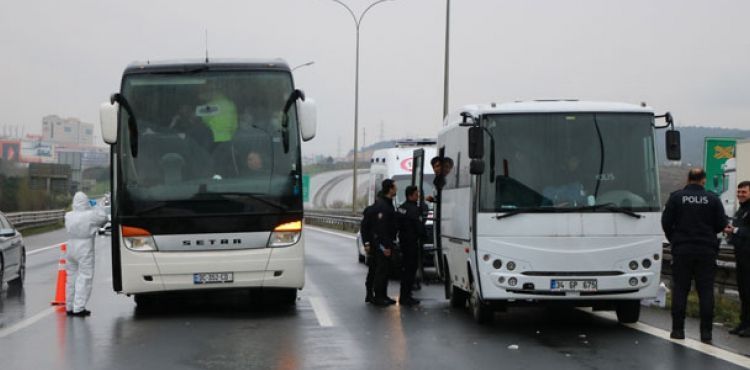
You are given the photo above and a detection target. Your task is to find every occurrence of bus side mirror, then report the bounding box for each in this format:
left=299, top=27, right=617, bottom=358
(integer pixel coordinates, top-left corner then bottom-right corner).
left=666, top=130, right=681, bottom=160
left=468, top=127, right=484, bottom=159
left=100, top=101, right=119, bottom=144
left=470, top=159, right=485, bottom=175
left=298, top=99, right=317, bottom=142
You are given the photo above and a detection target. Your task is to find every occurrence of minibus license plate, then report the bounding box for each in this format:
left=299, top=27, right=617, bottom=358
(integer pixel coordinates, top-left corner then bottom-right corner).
left=550, top=279, right=597, bottom=292
left=193, top=272, right=234, bottom=284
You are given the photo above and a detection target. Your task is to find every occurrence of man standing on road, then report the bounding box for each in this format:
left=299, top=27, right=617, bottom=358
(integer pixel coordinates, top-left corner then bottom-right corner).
left=661, top=168, right=729, bottom=343
left=64, top=192, right=108, bottom=317
left=397, top=186, right=426, bottom=306
left=361, top=198, right=378, bottom=304
left=726, top=180, right=750, bottom=337
left=370, top=179, right=399, bottom=307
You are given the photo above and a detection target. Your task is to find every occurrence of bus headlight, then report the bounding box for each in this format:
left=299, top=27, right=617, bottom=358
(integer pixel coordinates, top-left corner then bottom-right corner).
left=122, top=226, right=157, bottom=252
left=268, top=221, right=302, bottom=248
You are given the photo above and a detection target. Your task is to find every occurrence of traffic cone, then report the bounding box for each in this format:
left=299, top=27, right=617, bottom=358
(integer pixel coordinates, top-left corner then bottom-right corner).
left=51, top=243, right=67, bottom=306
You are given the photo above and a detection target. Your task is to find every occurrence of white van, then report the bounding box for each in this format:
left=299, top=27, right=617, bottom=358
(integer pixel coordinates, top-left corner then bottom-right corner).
left=356, top=140, right=437, bottom=267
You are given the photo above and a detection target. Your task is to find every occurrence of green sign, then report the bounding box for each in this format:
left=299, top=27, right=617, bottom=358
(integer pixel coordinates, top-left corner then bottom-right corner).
left=302, top=174, right=310, bottom=202
left=704, top=137, right=737, bottom=194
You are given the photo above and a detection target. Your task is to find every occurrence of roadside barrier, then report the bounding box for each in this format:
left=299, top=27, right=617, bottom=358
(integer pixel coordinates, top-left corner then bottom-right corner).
left=50, top=243, right=67, bottom=306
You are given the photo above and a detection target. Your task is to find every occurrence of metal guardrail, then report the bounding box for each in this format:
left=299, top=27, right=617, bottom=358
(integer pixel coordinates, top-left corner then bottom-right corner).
left=305, top=209, right=741, bottom=291
left=6, top=209, right=65, bottom=229
left=305, top=211, right=361, bottom=233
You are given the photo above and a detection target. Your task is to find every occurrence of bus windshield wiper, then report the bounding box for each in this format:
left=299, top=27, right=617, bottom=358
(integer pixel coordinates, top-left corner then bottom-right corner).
left=494, top=206, right=564, bottom=220
left=576, top=203, right=642, bottom=219
left=494, top=203, right=642, bottom=220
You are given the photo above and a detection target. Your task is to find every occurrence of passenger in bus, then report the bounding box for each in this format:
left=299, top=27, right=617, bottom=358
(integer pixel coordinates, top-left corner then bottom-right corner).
left=196, top=81, right=238, bottom=143
left=426, top=156, right=453, bottom=203
left=169, top=104, right=214, bottom=151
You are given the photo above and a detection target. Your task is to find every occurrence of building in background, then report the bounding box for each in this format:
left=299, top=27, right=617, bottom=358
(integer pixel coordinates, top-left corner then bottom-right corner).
left=42, top=115, right=94, bottom=146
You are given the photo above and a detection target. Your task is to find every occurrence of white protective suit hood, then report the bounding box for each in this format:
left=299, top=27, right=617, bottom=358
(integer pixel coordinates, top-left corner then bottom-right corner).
left=65, top=192, right=106, bottom=239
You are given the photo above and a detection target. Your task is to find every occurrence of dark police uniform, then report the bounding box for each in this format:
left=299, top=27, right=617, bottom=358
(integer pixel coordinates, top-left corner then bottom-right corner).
left=728, top=200, right=750, bottom=334
left=397, top=199, right=427, bottom=303
left=370, top=194, right=398, bottom=305
left=661, top=183, right=728, bottom=337
left=361, top=203, right=377, bottom=303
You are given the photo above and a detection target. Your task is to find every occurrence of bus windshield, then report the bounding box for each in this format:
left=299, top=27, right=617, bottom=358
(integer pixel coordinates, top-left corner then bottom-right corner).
left=117, top=70, right=302, bottom=216
left=479, top=112, right=659, bottom=213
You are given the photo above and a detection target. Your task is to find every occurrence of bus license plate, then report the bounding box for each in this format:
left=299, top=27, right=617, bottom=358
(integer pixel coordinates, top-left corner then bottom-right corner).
left=193, top=272, right=234, bottom=285
left=550, top=279, right=597, bottom=292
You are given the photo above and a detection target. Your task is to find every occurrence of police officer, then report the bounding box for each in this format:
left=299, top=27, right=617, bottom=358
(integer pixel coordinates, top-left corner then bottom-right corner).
left=397, top=185, right=427, bottom=306
left=361, top=198, right=378, bottom=303
left=726, top=180, right=750, bottom=336
left=370, top=179, right=399, bottom=307
left=661, top=168, right=729, bottom=343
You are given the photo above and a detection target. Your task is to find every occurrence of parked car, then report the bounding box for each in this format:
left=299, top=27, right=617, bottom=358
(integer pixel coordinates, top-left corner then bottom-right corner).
left=0, top=211, right=25, bottom=292
left=98, top=205, right=112, bottom=235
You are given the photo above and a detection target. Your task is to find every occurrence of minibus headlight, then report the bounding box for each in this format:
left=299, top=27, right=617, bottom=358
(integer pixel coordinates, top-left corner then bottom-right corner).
left=122, top=226, right=157, bottom=252
left=268, top=221, right=302, bottom=247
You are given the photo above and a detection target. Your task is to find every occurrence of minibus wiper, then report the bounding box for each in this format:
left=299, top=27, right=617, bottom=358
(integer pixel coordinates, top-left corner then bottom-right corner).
left=215, top=192, right=289, bottom=212
left=576, top=203, right=642, bottom=219
left=494, top=207, right=563, bottom=220
left=494, top=203, right=642, bottom=220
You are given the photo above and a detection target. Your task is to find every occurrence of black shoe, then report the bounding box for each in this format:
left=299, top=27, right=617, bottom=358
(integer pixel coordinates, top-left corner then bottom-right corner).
left=400, top=297, right=421, bottom=306
left=386, top=297, right=397, bottom=305
left=365, top=294, right=373, bottom=303
left=738, top=328, right=750, bottom=337
left=66, top=310, right=74, bottom=316
left=700, top=330, right=712, bottom=344
left=670, top=330, right=685, bottom=339
left=70, top=309, right=91, bottom=317
left=371, top=298, right=392, bottom=307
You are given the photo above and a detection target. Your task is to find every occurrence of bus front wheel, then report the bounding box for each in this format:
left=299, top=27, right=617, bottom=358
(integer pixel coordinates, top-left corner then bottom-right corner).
left=469, top=282, right=493, bottom=324
left=615, top=300, right=641, bottom=324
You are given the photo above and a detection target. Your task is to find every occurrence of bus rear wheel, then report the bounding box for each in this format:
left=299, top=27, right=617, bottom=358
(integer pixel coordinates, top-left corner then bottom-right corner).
left=615, top=300, right=641, bottom=324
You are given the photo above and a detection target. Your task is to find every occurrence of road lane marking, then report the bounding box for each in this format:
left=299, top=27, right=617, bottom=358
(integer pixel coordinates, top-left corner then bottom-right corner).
left=305, top=225, right=357, bottom=240
left=0, top=307, right=57, bottom=339
left=27, top=244, right=62, bottom=256
left=310, top=227, right=750, bottom=364
left=585, top=309, right=750, bottom=368
left=308, top=297, right=334, bottom=327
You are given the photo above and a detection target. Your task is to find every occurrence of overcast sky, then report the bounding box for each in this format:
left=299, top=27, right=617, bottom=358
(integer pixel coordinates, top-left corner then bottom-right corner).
left=1, top=0, right=749, bottom=156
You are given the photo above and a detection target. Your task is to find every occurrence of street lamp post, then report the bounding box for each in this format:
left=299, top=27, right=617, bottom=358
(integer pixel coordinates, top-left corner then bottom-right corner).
left=331, top=0, right=393, bottom=213
left=292, top=61, right=315, bottom=72
left=443, top=0, right=450, bottom=118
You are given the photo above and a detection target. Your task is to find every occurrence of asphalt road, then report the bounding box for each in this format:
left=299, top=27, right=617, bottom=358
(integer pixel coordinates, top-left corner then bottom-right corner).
left=1, top=227, right=749, bottom=370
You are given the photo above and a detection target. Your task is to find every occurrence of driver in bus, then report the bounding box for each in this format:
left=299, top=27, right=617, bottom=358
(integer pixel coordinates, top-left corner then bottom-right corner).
left=542, top=155, right=588, bottom=207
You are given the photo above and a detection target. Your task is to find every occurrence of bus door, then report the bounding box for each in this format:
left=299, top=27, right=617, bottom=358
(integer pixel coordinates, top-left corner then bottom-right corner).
left=411, top=149, right=426, bottom=284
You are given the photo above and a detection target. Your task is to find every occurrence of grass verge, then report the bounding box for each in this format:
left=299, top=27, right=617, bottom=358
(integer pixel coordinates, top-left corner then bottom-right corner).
left=20, top=221, right=64, bottom=237
left=666, top=290, right=741, bottom=327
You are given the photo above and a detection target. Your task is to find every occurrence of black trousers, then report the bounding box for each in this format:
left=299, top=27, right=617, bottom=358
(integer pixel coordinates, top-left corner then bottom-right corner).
left=671, top=253, right=717, bottom=330
left=373, top=247, right=391, bottom=300
left=400, top=243, right=418, bottom=300
left=736, top=248, right=750, bottom=327
left=365, top=252, right=377, bottom=298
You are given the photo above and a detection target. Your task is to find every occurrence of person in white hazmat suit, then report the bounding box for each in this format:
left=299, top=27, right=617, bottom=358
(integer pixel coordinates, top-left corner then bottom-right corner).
left=64, top=192, right=108, bottom=316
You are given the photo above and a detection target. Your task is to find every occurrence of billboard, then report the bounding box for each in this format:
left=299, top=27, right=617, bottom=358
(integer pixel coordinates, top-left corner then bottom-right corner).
left=704, top=137, right=738, bottom=194
left=0, top=140, right=20, bottom=162
left=20, top=140, right=57, bottom=163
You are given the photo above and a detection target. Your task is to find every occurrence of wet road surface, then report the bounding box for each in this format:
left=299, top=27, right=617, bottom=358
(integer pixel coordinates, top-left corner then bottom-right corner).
left=1, top=227, right=749, bottom=369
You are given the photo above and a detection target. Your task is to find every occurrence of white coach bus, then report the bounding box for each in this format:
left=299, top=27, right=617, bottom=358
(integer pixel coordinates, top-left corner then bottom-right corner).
left=99, top=59, right=316, bottom=307
left=435, top=100, right=680, bottom=324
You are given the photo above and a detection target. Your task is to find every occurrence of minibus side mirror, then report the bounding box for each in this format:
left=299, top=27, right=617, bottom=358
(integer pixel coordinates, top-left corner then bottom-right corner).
left=666, top=130, right=681, bottom=161
left=468, top=127, right=484, bottom=159
left=470, top=159, right=485, bottom=175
